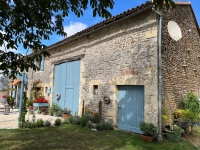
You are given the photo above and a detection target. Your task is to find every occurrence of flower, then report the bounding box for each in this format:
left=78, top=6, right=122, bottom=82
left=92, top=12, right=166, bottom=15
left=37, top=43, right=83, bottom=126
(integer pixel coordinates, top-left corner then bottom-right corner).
left=33, top=97, right=48, bottom=103
left=2, top=95, right=6, bottom=98
left=40, top=107, right=48, bottom=112
left=63, top=108, right=70, bottom=114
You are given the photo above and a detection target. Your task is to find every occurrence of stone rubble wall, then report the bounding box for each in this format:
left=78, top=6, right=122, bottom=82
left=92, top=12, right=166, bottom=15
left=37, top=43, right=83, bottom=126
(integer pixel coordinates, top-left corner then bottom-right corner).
left=162, top=5, right=200, bottom=117
left=27, top=10, right=159, bottom=125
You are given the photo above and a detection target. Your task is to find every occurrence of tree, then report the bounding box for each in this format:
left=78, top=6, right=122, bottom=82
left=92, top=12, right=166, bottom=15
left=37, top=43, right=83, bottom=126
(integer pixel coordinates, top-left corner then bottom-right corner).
left=0, top=0, right=174, bottom=78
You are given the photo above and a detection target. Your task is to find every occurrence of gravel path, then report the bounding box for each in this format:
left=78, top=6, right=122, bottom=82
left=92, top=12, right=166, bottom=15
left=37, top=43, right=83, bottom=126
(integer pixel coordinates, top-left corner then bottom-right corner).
left=0, top=107, right=63, bottom=129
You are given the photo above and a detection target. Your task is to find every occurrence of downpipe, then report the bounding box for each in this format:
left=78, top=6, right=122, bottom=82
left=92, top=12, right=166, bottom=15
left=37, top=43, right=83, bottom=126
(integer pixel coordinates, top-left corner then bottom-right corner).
left=152, top=6, right=163, bottom=143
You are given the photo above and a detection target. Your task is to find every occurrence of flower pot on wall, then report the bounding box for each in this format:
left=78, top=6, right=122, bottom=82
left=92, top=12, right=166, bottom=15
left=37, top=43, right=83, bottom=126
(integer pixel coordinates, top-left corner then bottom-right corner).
left=63, top=113, right=71, bottom=119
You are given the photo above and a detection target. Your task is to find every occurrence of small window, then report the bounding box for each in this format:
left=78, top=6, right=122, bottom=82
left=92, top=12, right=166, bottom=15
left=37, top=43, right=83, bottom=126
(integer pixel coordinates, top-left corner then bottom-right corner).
left=93, top=85, right=98, bottom=95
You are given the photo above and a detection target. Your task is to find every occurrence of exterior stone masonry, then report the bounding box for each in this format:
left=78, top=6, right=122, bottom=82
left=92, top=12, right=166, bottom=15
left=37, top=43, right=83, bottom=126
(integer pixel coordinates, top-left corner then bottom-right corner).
left=161, top=4, right=200, bottom=117
left=27, top=2, right=200, bottom=128
left=28, top=9, right=159, bottom=126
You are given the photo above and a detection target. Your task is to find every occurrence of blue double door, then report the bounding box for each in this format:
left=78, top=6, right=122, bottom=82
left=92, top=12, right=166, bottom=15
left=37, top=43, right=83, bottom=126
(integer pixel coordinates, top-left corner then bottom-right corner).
left=118, top=85, right=144, bottom=134
left=53, top=60, right=80, bottom=115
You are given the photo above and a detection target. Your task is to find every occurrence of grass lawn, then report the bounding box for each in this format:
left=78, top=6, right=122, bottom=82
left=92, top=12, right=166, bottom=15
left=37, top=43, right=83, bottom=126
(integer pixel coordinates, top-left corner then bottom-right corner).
left=0, top=125, right=199, bottom=150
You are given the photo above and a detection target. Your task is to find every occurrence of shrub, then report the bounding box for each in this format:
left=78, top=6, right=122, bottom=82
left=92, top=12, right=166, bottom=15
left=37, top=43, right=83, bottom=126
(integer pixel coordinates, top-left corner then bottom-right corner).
left=80, top=116, right=89, bottom=127
left=62, top=119, right=69, bottom=124
left=44, top=120, right=51, bottom=127
left=174, top=109, right=199, bottom=122
left=86, top=122, right=93, bottom=128
left=68, top=115, right=73, bottom=123
left=50, top=103, right=62, bottom=116
left=24, top=121, right=33, bottom=129
left=72, top=116, right=81, bottom=125
left=32, top=122, right=37, bottom=128
left=96, top=122, right=113, bottom=131
left=54, top=118, right=62, bottom=126
left=139, top=121, right=157, bottom=136
left=36, top=119, right=44, bottom=127
left=181, top=92, right=200, bottom=113
left=85, top=109, right=100, bottom=123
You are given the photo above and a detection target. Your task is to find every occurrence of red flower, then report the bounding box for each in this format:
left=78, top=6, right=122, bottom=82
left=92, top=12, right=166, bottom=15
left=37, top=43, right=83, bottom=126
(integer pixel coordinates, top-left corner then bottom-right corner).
left=2, top=95, right=6, bottom=98
left=33, top=97, right=48, bottom=103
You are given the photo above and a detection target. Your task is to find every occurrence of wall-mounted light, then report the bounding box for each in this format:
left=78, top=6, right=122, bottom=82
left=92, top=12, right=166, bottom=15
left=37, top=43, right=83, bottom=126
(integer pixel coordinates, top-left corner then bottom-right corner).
left=56, top=93, right=61, bottom=100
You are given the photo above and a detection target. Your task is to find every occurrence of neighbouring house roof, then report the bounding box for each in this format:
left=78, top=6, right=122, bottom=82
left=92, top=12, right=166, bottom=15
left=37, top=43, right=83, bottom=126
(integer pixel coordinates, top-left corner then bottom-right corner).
left=10, top=79, right=21, bottom=86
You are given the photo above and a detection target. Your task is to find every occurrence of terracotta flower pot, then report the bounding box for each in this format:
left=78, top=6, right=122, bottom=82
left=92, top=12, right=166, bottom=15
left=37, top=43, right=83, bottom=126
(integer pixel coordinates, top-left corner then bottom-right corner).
left=63, top=113, right=71, bottom=119
left=141, top=135, right=155, bottom=142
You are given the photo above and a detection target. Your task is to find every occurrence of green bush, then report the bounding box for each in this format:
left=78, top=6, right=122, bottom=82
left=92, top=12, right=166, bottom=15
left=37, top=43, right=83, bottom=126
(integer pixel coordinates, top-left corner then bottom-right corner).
left=96, top=122, right=113, bottom=131
left=32, top=122, right=37, bottom=128
left=24, top=121, right=33, bottom=129
left=72, top=116, right=81, bottom=125
left=68, top=115, right=73, bottom=123
left=44, top=120, right=51, bottom=127
left=54, top=118, right=62, bottom=126
left=86, top=122, right=93, bottom=128
left=80, top=116, right=89, bottom=127
left=181, top=92, right=200, bottom=113
left=36, top=119, right=44, bottom=127
left=139, top=121, right=157, bottom=136
left=62, top=119, right=69, bottom=124
left=50, top=103, right=62, bottom=116
left=26, top=99, right=33, bottom=107
left=174, top=109, right=199, bottom=122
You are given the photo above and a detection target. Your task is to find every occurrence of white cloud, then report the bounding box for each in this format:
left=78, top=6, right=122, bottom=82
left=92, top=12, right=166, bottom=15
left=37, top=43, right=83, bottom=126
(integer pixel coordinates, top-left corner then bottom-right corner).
left=0, top=42, right=17, bottom=53
left=51, top=16, right=55, bottom=24
left=64, top=21, right=88, bottom=37
left=0, top=30, right=17, bottom=53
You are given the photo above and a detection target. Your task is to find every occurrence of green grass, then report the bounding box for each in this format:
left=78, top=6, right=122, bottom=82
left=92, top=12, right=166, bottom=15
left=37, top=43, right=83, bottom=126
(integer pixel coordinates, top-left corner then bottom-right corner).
left=0, top=125, right=198, bottom=150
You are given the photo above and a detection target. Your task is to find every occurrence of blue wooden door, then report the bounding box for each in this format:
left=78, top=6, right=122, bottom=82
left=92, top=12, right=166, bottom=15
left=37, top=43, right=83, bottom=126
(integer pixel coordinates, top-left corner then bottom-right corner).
left=53, top=60, right=80, bottom=115
left=118, top=85, right=144, bottom=133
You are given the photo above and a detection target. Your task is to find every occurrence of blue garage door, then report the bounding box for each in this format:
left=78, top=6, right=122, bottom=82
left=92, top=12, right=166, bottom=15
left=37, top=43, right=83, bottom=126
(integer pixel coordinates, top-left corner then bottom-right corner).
left=118, top=85, right=144, bottom=133
left=53, top=60, right=80, bottom=114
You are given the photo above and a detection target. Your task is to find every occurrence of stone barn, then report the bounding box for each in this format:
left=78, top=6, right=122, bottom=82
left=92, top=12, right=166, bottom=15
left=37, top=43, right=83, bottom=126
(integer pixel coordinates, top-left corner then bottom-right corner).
left=27, top=1, right=200, bottom=134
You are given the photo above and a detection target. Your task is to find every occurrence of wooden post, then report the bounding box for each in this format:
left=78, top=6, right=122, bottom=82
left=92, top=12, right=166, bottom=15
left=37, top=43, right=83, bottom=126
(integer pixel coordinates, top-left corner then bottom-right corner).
left=99, top=101, right=102, bottom=122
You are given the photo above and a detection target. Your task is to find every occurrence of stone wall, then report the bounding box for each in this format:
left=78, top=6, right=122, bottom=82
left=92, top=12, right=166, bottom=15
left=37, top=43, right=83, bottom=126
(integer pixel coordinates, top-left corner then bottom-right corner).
left=27, top=10, right=158, bottom=125
left=162, top=4, right=200, bottom=116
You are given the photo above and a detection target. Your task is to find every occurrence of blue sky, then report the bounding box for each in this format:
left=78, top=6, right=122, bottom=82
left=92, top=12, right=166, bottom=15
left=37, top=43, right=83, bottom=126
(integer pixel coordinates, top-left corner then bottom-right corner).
left=10, top=0, right=200, bottom=54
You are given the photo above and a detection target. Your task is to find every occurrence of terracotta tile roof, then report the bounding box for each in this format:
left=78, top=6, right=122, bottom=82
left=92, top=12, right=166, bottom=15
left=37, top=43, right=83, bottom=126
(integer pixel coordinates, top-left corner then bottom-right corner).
left=10, top=79, right=20, bottom=86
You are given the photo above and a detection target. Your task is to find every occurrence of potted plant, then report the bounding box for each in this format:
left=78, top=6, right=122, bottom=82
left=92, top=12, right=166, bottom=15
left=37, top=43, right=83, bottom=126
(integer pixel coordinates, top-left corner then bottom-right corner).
left=174, top=109, right=198, bottom=135
left=164, top=125, right=184, bottom=142
left=139, top=121, right=157, bottom=142
left=26, top=99, right=33, bottom=110
left=62, top=108, right=71, bottom=119
left=2, top=95, right=6, bottom=103
left=40, top=107, right=48, bottom=115
left=50, top=103, right=62, bottom=117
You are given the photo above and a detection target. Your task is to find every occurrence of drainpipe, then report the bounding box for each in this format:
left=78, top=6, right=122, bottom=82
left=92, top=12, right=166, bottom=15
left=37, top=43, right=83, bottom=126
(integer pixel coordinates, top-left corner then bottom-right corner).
left=152, top=6, right=163, bottom=143
left=18, top=72, right=25, bottom=128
